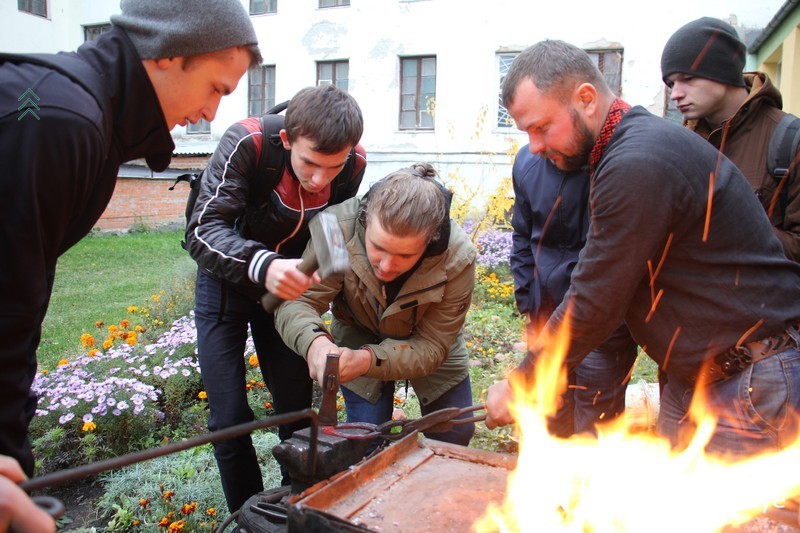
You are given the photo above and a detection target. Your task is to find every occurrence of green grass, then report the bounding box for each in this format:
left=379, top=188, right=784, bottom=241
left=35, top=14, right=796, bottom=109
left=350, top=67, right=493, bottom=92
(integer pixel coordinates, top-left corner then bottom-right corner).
left=38, top=230, right=195, bottom=368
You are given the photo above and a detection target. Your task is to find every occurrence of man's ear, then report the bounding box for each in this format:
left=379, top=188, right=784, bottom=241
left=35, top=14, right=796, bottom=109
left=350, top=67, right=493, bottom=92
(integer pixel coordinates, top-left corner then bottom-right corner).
left=279, top=129, right=291, bottom=150
left=575, top=82, right=599, bottom=117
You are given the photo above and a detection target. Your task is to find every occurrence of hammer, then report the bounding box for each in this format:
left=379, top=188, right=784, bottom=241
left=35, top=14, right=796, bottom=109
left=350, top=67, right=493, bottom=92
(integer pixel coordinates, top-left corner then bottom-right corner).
left=261, top=211, right=349, bottom=312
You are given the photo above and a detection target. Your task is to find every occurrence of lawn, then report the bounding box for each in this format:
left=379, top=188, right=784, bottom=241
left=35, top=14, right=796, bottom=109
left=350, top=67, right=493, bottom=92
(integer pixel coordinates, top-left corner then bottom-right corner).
left=38, top=230, right=196, bottom=368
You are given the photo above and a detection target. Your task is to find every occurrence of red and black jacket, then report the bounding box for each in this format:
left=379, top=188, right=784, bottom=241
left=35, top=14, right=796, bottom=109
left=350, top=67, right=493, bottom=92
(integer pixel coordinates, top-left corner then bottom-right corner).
left=185, top=116, right=366, bottom=299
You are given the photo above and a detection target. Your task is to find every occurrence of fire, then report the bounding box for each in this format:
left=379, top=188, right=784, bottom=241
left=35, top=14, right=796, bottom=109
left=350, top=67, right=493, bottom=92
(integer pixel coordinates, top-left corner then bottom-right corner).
left=475, top=318, right=800, bottom=532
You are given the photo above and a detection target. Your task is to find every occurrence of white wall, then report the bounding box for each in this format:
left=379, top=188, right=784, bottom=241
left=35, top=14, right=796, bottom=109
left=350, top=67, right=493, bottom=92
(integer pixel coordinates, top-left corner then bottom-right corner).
left=0, top=0, right=785, bottom=197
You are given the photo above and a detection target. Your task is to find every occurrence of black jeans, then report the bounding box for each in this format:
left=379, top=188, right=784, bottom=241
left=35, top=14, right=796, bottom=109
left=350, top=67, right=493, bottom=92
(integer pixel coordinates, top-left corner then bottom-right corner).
left=194, top=270, right=313, bottom=513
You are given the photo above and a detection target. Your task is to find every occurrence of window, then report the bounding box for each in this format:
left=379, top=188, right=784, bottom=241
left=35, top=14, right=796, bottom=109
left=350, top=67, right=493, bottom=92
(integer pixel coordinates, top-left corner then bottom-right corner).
left=496, top=53, right=517, bottom=127
left=84, top=23, right=112, bottom=42
left=250, top=0, right=276, bottom=15
left=663, top=90, right=682, bottom=124
left=587, top=48, right=623, bottom=96
left=399, top=56, right=436, bottom=130
left=187, top=118, right=211, bottom=134
left=18, top=0, right=47, bottom=17
left=249, top=65, right=276, bottom=117
left=319, top=0, right=349, bottom=7
left=317, top=61, right=349, bottom=92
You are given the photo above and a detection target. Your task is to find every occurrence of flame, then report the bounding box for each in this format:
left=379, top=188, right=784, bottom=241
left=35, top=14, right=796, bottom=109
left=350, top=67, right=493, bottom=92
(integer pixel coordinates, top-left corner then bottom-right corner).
left=475, top=316, right=800, bottom=533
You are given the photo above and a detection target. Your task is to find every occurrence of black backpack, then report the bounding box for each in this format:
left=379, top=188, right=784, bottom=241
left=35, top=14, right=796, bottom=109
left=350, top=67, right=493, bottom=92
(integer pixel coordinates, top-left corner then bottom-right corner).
left=170, top=100, right=290, bottom=227
left=0, top=51, right=112, bottom=158
left=767, top=113, right=800, bottom=223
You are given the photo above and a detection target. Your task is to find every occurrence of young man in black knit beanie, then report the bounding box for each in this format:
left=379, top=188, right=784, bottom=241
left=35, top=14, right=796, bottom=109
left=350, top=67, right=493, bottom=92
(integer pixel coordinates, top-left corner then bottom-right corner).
left=0, top=0, right=261, bottom=489
left=661, top=16, right=800, bottom=262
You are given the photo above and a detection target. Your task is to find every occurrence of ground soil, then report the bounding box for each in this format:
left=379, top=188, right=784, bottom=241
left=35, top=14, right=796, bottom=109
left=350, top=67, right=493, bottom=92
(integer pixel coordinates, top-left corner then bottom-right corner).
left=36, top=478, right=107, bottom=531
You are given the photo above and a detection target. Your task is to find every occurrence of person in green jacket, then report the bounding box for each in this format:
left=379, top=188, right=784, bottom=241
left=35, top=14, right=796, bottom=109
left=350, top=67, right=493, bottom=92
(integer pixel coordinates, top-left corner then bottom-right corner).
left=275, top=162, right=477, bottom=446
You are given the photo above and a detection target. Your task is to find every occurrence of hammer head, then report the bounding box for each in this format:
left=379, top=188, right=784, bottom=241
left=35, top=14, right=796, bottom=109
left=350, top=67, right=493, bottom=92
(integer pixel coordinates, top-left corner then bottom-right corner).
left=308, top=211, right=349, bottom=279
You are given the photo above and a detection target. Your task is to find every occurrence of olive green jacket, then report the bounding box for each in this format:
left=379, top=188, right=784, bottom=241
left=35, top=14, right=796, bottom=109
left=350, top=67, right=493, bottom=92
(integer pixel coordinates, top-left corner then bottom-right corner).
left=274, top=196, right=476, bottom=404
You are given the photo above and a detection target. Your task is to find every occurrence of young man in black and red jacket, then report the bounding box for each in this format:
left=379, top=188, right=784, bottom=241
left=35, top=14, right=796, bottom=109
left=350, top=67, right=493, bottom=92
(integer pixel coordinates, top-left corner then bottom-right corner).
left=185, top=84, right=367, bottom=513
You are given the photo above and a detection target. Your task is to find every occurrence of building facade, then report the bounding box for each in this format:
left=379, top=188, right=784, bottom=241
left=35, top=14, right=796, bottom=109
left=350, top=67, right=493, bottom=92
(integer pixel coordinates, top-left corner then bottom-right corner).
left=2, top=0, right=787, bottom=230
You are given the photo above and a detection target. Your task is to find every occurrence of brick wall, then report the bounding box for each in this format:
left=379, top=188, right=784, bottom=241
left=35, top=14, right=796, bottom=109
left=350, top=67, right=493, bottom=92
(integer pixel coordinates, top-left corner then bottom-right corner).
left=94, top=155, right=210, bottom=232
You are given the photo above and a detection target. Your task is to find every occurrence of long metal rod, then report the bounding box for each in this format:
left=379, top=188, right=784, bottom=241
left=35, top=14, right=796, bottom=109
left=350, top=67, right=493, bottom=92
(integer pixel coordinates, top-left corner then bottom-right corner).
left=20, top=408, right=319, bottom=493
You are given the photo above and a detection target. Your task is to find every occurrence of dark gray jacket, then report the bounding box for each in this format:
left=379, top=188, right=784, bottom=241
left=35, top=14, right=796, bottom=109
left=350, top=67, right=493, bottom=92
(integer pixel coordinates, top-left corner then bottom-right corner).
left=519, top=106, right=800, bottom=382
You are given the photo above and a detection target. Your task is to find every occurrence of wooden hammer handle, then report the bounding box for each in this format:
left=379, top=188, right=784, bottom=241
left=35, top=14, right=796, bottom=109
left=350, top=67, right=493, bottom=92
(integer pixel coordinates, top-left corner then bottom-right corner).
left=260, top=255, right=319, bottom=313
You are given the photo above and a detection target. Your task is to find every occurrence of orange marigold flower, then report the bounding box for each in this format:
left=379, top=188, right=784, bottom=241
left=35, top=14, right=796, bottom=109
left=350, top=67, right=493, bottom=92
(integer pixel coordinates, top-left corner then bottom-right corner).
left=88, top=349, right=99, bottom=358
left=57, top=359, right=69, bottom=367
left=126, top=335, right=137, bottom=347
left=206, top=508, right=217, bottom=517
left=108, top=324, right=118, bottom=333
left=132, top=520, right=140, bottom=526
left=183, top=502, right=198, bottom=515
left=168, top=521, right=185, bottom=533
left=95, top=321, right=104, bottom=328
left=80, top=333, right=95, bottom=348
left=393, top=396, right=403, bottom=405
left=263, top=401, right=273, bottom=409
left=245, top=383, right=252, bottom=391
left=102, top=339, right=113, bottom=350
left=128, top=306, right=138, bottom=313
left=162, top=490, right=175, bottom=501
left=119, top=319, right=131, bottom=329
left=135, top=325, right=145, bottom=333
left=198, top=391, right=208, bottom=400
left=158, top=517, right=170, bottom=528
left=139, top=498, right=149, bottom=507
left=119, top=331, right=129, bottom=340
left=82, top=421, right=96, bottom=432
left=248, top=354, right=259, bottom=367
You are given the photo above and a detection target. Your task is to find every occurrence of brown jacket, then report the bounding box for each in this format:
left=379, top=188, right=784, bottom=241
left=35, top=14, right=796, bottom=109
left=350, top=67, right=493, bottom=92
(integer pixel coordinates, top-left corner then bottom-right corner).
left=274, top=197, right=476, bottom=404
left=686, top=72, right=800, bottom=261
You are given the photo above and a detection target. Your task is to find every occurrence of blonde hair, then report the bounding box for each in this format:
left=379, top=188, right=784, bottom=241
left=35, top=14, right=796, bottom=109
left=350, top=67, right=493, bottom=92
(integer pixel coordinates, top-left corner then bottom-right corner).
left=364, top=162, right=446, bottom=243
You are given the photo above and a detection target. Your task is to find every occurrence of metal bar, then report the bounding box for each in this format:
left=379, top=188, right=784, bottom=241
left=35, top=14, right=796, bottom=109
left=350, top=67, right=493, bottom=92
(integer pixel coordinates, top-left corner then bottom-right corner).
left=20, top=408, right=319, bottom=493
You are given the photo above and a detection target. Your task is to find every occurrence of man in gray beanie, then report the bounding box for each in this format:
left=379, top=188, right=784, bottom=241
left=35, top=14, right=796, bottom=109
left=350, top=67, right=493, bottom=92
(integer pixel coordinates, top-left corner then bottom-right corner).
left=0, top=0, right=260, bottom=480
left=661, top=16, right=800, bottom=262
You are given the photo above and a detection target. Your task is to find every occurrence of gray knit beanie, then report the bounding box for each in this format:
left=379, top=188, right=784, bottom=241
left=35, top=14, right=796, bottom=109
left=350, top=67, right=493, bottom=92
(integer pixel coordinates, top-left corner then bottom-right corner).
left=111, top=0, right=258, bottom=59
left=661, top=17, right=746, bottom=87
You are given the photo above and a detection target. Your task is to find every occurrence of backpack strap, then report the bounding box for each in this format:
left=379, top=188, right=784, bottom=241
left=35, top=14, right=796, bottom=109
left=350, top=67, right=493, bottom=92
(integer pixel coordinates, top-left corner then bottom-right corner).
left=768, top=113, right=800, bottom=222
left=254, top=110, right=288, bottom=207
left=0, top=52, right=112, bottom=155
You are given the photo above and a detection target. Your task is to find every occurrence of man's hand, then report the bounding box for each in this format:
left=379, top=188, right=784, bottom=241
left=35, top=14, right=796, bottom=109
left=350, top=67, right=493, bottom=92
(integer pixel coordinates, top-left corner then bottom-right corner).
left=265, top=258, right=321, bottom=300
left=0, top=455, right=56, bottom=533
left=306, top=337, right=371, bottom=386
left=336, top=347, right=372, bottom=383
left=307, top=336, right=339, bottom=385
left=484, top=379, right=516, bottom=429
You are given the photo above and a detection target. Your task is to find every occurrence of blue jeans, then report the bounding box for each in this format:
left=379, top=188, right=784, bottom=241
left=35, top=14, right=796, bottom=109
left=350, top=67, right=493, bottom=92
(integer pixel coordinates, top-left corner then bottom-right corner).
left=341, top=376, right=476, bottom=447
left=549, top=324, right=638, bottom=437
left=657, top=347, right=800, bottom=457
left=195, top=270, right=313, bottom=512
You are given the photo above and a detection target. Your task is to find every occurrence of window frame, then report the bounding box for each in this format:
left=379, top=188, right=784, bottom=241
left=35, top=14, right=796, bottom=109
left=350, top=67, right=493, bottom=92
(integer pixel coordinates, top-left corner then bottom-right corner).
left=18, top=0, right=47, bottom=18
left=316, top=60, right=349, bottom=92
left=250, top=0, right=277, bottom=15
left=248, top=64, right=277, bottom=117
left=318, top=0, right=350, bottom=8
left=83, top=23, right=112, bottom=42
left=187, top=118, right=211, bottom=135
left=399, top=55, right=436, bottom=131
